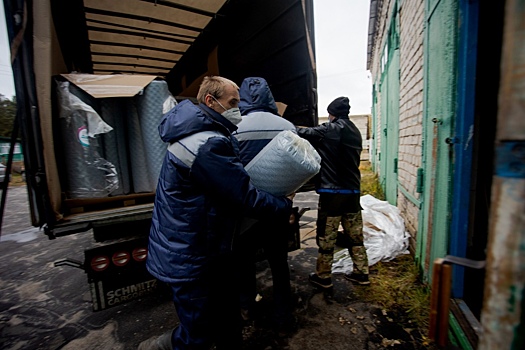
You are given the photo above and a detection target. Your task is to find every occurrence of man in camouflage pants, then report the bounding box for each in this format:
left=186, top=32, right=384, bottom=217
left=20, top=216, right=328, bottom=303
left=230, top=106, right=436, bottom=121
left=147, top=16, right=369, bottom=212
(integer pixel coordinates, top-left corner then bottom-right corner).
left=297, top=96, right=370, bottom=288
left=316, top=195, right=369, bottom=286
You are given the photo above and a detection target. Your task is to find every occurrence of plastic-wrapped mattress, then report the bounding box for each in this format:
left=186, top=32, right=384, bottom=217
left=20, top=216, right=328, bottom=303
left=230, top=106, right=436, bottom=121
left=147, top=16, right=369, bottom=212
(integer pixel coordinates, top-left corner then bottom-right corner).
left=56, top=81, right=118, bottom=198
left=245, top=130, right=321, bottom=196
left=100, top=98, right=131, bottom=195
left=135, top=80, right=171, bottom=190
left=127, top=100, right=153, bottom=193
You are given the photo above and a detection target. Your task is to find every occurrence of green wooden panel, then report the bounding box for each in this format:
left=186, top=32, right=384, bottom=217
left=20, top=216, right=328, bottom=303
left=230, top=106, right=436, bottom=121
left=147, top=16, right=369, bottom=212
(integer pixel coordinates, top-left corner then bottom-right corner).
left=418, top=0, right=458, bottom=278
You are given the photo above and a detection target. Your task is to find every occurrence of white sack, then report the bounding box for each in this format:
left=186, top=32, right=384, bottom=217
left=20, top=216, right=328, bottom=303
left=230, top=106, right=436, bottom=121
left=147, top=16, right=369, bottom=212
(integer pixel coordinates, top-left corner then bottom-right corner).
left=245, top=130, right=321, bottom=196
left=332, top=194, right=410, bottom=274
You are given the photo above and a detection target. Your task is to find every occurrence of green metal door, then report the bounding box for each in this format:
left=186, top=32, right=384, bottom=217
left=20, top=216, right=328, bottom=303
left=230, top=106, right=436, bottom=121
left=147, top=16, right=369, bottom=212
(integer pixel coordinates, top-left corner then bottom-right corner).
left=418, top=0, right=458, bottom=275
left=385, top=48, right=400, bottom=205
left=379, top=9, right=400, bottom=205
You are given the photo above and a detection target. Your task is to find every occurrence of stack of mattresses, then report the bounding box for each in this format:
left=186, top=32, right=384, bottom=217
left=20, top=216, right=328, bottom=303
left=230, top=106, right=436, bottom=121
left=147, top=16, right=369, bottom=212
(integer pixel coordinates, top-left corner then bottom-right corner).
left=245, top=130, right=321, bottom=196
left=56, top=78, right=175, bottom=199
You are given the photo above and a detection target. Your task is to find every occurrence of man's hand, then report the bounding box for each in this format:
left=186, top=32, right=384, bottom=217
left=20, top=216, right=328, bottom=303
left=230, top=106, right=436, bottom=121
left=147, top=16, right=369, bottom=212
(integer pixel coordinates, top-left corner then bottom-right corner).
left=288, top=212, right=296, bottom=225
left=285, top=193, right=296, bottom=224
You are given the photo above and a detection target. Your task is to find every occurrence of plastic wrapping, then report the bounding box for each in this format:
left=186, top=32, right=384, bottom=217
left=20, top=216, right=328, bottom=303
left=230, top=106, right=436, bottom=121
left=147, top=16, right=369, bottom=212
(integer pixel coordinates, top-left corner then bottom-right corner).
left=56, top=81, right=119, bottom=198
left=245, top=130, right=321, bottom=196
left=332, top=194, right=410, bottom=274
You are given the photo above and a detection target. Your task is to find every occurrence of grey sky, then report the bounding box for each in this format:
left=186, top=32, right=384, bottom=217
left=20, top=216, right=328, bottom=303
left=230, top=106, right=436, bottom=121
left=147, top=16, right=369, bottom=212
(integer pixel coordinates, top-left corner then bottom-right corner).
left=0, top=3, right=15, bottom=99
left=313, top=0, right=372, bottom=116
left=0, top=1, right=372, bottom=115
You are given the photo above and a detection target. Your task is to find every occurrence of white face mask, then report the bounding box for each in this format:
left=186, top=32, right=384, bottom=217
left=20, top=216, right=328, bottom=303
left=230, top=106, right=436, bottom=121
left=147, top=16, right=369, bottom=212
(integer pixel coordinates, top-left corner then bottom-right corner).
left=210, top=95, right=242, bottom=125
left=221, top=107, right=242, bottom=125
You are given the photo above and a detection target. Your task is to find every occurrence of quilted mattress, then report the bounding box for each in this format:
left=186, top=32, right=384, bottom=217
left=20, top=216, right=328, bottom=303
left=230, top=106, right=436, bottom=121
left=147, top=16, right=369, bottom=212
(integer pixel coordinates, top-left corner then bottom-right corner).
left=135, top=80, right=171, bottom=190
left=245, top=130, right=321, bottom=196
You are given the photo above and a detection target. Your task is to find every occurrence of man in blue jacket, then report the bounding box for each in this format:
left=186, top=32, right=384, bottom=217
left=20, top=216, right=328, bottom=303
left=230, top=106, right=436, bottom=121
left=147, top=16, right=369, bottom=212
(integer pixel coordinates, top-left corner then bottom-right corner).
left=233, top=77, right=297, bottom=334
left=141, top=76, right=294, bottom=350
left=297, top=97, right=370, bottom=289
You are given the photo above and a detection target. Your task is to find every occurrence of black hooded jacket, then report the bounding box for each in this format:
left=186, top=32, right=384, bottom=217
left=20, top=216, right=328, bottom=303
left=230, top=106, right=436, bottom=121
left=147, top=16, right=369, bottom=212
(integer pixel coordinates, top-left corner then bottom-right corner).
left=297, top=117, right=362, bottom=193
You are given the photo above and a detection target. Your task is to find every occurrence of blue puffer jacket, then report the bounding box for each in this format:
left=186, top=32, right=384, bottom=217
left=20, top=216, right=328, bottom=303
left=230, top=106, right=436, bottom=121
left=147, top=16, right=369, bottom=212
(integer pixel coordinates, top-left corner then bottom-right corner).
left=147, top=100, right=292, bottom=284
left=238, top=77, right=279, bottom=116
left=235, top=77, right=296, bottom=165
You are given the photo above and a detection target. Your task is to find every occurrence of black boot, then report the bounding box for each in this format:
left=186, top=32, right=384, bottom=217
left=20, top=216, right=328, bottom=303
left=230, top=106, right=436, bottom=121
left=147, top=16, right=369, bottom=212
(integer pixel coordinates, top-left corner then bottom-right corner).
left=308, top=272, right=333, bottom=289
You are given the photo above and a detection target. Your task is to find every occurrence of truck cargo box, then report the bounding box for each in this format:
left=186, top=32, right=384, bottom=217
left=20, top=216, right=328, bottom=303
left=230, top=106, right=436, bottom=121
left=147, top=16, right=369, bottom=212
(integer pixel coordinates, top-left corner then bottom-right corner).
left=3, top=0, right=317, bottom=237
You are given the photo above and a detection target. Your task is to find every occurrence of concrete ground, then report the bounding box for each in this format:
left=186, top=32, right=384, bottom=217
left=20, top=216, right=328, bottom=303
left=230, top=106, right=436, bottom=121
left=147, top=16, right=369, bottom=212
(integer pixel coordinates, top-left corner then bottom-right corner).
left=0, top=185, right=421, bottom=350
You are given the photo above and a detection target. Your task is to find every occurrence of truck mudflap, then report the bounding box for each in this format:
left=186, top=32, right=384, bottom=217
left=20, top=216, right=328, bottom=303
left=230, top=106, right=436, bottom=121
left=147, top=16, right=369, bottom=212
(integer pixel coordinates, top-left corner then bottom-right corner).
left=85, top=236, right=155, bottom=311
left=54, top=236, right=159, bottom=311
left=88, top=269, right=158, bottom=311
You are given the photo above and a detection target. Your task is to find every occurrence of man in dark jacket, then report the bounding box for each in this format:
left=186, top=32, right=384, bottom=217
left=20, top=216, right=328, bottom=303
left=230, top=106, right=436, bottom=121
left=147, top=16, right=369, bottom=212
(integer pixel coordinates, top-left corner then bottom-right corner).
left=141, top=76, right=293, bottom=350
left=297, top=97, right=370, bottom=289
left=233, top=77, right=297, bottom=334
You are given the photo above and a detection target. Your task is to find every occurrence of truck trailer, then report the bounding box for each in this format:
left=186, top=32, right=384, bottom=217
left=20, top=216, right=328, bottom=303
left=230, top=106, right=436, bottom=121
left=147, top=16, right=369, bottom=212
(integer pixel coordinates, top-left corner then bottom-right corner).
left=2, top=0, right=317, bottom=310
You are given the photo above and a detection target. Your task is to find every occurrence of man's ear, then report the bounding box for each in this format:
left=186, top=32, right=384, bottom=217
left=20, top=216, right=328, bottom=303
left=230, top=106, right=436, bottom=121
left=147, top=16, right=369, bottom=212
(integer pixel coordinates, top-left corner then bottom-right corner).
left=205, top=95, right=213, bottom=108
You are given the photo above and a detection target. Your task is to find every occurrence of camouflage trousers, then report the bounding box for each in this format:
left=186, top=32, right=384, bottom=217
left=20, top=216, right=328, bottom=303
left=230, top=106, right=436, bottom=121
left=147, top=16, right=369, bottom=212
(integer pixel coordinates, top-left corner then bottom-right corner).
left=316, top=210, right=369, bottom=279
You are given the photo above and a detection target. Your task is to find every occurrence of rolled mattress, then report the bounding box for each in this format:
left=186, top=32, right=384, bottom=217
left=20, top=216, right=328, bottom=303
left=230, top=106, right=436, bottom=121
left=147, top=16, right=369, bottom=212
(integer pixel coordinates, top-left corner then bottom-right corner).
left=245, top=130, right=321, bottom=196
left=100, top=98, right=131, bottom=196
left=127, top=100, right=153, bottom=193
left=135, top=80, right=170, bottom=190
left=56, top=81, right=118, bottom=199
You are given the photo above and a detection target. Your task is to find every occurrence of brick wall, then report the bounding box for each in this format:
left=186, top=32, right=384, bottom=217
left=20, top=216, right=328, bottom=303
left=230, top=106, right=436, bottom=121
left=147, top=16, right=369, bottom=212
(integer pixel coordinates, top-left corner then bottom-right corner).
left=397, top=0, right=424, bottom=247
left=368, top=0, right=425, bottom=249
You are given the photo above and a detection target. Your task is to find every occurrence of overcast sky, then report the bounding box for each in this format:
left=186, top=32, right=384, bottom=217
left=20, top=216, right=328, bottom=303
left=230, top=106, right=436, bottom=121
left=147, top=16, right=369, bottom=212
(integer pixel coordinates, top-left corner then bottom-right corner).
left=313, top=0, right=372, bottom=116
left=0, top=1, right=372, bottom=115
left=0, top=4, right=15, bottom=99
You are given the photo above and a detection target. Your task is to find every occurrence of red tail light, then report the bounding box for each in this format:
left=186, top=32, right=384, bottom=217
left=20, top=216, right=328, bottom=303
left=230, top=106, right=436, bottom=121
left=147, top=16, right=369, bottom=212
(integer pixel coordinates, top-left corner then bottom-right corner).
left=132, top=247, right=148, bottom=262
left=91, top=256, right=110, bottom=272
left=112, top=251, right=130, bottom=267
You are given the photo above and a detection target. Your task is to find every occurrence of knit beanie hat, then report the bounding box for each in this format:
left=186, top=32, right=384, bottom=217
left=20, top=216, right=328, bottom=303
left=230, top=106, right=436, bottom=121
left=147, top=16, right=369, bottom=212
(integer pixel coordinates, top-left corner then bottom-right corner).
left=327, top=97, right=350, bottom=118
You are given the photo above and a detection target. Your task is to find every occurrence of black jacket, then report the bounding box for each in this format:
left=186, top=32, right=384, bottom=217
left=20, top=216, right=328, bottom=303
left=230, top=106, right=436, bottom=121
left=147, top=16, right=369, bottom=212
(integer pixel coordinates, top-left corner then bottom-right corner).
left=297, top=117, right=362, bottom=193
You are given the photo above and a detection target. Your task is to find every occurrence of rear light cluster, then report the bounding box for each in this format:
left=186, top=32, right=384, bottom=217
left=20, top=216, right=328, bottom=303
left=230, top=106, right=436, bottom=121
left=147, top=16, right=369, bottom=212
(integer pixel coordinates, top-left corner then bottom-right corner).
left=91, top=247, right=148, bottom=272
